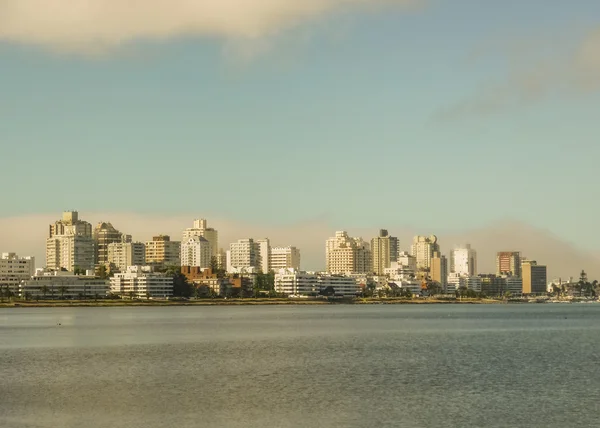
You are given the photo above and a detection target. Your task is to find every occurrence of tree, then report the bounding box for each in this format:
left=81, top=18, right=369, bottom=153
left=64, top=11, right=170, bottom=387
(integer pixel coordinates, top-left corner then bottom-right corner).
left=320, top=286, right=336, bottom=297
left=58, top=286, right=68, bottom=300
left=95, top=265, right=108, bottom=280
left=401, top=288, right=413, bottom=299
left=24, top=291, right=32, bottom=302
left=40, top=285, right=49, bottom=300
left=172, top=272, right=193, bottom=298
left=578, top=270, right=588, bottom=297
left=426, top=281, right=442, bottom=297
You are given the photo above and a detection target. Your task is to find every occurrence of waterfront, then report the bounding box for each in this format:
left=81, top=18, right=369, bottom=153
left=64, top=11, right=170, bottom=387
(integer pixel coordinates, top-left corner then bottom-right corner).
left=2, top=305, right=600, bottom=427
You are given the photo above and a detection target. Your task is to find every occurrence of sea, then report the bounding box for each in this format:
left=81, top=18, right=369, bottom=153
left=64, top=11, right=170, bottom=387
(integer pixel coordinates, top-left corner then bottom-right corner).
left=1, top=304, right=599, bottom=428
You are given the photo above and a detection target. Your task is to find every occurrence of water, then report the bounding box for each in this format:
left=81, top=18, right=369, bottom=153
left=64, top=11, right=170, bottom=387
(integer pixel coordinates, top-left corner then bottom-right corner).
left=1, top=304, right=600, bottom=428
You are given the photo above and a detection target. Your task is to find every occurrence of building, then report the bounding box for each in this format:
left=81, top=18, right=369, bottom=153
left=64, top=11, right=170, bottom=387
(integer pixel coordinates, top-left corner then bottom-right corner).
left=447, top=273, right=481, bottom=292
left=371, top=229, right=391, bottom=275
left=180, top=267, right=250, bottom=297
left=182, top=219, right=219, bottom=259
left=0, top=253, right=35, bottom=294
left=256, top=238, right=271, bottom=273
left=397, top=252, right=417, bottom=273
left=145, top=235, right=181, bottom=268
left=46, top=211, right=95, bottom=271
left=274, top=269, right=319, bottom=296
left=94, top=222, right=129, bottom=266
left=410, top=235, right=440, bottom=271
left=180, top=236, right=211, bottom=269
left=389, top=236, right=399, bottom=263
left=270, top=247, right=301, bottom=271
left=21, top=270, right=108, bottom=299
left=522, top=260, right=547, bottom=295
left=430, top=251, right=448, bottom=291
left=479, top=274, right=506, bottom=296
left=496, top=252, right=522, bottom=277
left=227, top=238, right=260, bottom=272
left=110, top=266, right=173, bottom=299
left=325, top=231, right=371, bottom=274
left=107, top=242, right=146, bottom=272
left=318, top=274, right=361, bottom=296
left=504, top=276, right=523, bottom=295
left=450, top=244, right=477, bottom=276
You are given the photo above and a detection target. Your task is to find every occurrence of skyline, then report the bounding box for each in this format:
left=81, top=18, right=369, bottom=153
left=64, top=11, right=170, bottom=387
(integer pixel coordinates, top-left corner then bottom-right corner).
left=1, top=1, right=599, bottom=277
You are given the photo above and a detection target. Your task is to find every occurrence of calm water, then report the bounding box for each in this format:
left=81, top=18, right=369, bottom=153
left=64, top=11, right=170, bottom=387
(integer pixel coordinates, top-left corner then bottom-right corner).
left=1, top=304, right=600, bottom=428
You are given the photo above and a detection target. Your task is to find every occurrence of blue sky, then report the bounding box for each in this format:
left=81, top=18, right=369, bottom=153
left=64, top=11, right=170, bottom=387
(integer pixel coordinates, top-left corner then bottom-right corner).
left=1, top=0, right=599, bottom=256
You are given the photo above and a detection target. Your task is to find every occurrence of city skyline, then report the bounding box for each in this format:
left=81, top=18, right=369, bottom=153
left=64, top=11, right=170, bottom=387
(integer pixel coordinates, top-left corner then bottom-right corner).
left=0, top=210, right=597, bottom=280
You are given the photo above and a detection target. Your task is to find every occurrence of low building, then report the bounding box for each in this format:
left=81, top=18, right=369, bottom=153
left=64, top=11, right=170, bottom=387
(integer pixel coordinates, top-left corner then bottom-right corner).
left=20, top=270, right=108, bottom=299
left=274, top=269, right=319, bottom=296
left=110, top=266, right=173, bottom=299
left=504, top=276, right=523, bottom=295
left=479, top=274, right=506, bottom=296
left=0, top=253, right=35, bottom=295
left=318, top=274, right=361, bottom=296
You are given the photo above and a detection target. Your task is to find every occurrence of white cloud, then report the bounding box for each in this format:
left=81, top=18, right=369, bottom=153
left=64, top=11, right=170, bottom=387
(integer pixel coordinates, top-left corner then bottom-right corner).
left=0, top=0, right=421, bottom=54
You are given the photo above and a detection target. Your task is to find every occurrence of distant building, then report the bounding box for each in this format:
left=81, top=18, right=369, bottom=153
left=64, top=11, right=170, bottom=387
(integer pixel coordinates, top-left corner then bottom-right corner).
left=182, top=219, right=219, bottom=259
left=274, top=269, right=320, bottom=296
left=46, top=211, right=95, bottom=271
left=325, top=231, right=371, bottom=274
left=450, top=244, right=477, bottom=276
left=94, top=222, right=129, bottom=266
left=145, top=235, right=181, bottom=268
left=110, top=266, right=173, bottom=299
left=479, top=274, right=506, bottom=296
left=522, top=260, right=547, bottom=295
left=256, top=238, right=271, bottom=273
left=107, top=242, right=146, bottom=272
left=389, top=236, right=400, bottom=263
left=496, top=252, right=521, bottom=277
left=227, top=238, right=260, bottom=273
left=0, top=253, right=35, bottom=295
left=430, top=251, right=448, bottom=291
left=270, top=247, right=301, bottom=271
left=21, top=270, right=108, bottom=299
left=447, top=273, right=481, bottom=292
left=180, top=236, right=211, bottom=269
left=371, top=229, right=391, bottom=275
left=504, top=276, right=523, bottom=295
left=410, top=235, right=439, bottom=271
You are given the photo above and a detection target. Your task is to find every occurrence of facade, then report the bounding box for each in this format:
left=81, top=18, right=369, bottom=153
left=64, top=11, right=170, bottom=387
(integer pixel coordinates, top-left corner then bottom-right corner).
left=479, top=275, right=506, bottom=296
left=270, top=246, right=301, bottom=271
left=180, top=236, right=211, bottom=269
left=46, top=211, right=95, bottom=271
left=110, top=266, right=173, bottom=299
left=182, top=219, right=219, bottom=259
left=256, top=238, right=271, bottom=273
left=504, top=276, right=523, bottom=295
left=397, top=252, right=417, bottom=273
left=447, top=273, right=481, bottom=292
left=410, top=235, right=440, bottom=271
left=450, top=244, right=477, bottom=276
left=21, top=270, right=108, bottom=299
left=371, top=229, right=391, bottom=275
left=107, top=242, right=146, bottom=272
left=93, top=222, right=128, bottom=266
left=274, top=269, right=320, bottom=296
left=0, top=253, right=35, bottom=294
left=145, top=235, right=181, bottom=268
left=227, top=238, right=260, bottom=272
left=389, top=236, right=399, bottom=263
left=325, top=231, right=371, bottom=274
left=430, top=251, right=448, bottom=290
left=522, top=260, right=547, bottom=295
left=318, top=274, right=361, bottom=296
left=496, top=252, right=522, bottom=277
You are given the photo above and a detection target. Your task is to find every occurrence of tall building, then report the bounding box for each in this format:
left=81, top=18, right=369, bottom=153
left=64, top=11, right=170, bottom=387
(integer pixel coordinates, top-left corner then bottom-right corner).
left=107, top=242, right=146, bottom=272
left=410, top=235, right=440, bottom=271
left=450, top=244, right=477, bottom=276
left=180, top=236, right=211, bottom=268
left=46, top=211, right=95, bottom=271
left=94, top=222, right=128, bottom=265
left=227, top=238, right=260, bottom=272
left=325, top=231, right=371, bottom=274
left=496, top=252, right=522, bottom=277
left=430, top=251, right=448, bottom=290
left=0, top=253, right=35, bottom=294
left=522, top=260, right=547, bottom=295
left=256, top=238, right=271, bottom=273
left=371, top=229, right=391, bottom=275
left=182, top=219, right=219, bottom=259
left=270, top=247, right=301, bottom=271
left=145, top=235, right=181, bottom=268
left=389, top=236, right=400, bottom=263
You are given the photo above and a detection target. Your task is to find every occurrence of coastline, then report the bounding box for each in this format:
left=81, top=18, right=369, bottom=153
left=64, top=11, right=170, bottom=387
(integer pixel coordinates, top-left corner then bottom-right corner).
left=0, top=297, right=510, bottom=308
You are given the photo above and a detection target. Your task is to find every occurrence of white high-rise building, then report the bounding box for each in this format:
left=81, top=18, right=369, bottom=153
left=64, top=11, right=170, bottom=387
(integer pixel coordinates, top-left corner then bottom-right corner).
left=450, top=244, right=477, bottom=276
left=256, top=238, right=271, bottom=273
left=410, top=235, right=440, bottom=271
left=46, top=211, right=95, bottom=271
left=110, top=266, right=173, bottom=299
left=227, top=238, right=260, bottom=273
left=325, top=231, right=371, bottom=274
left=270, top=247, right=301, bottom=271
left=180, top=236, right=211, bottom=268
left=0, top=253, right=36, bottom=294
left=182, top=219, right=219, bottom=259
left=107, top=242, right=146, bottom=272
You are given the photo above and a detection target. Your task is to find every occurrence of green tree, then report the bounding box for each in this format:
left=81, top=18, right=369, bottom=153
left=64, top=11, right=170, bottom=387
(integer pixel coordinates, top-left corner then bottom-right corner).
left=578, top=270, right=588, bottom=297
left=58, top=286, right=68, bottom=300
left=95, top=264, right=108, bottom=280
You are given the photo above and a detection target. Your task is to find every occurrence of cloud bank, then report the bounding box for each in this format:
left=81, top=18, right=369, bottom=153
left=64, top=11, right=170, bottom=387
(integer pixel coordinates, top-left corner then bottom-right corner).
left=437, top=26, right=600, bottom=120
left=0, top=0, right=420, bottom=53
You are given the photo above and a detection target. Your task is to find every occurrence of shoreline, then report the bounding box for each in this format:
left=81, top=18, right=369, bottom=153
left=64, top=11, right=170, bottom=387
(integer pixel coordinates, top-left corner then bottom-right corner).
left=0, top=298, right=519, bottom=308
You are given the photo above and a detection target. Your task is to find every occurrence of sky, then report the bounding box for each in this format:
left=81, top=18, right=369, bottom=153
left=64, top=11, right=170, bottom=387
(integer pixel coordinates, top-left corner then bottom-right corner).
left=1, top=0, right=599, bottom=276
